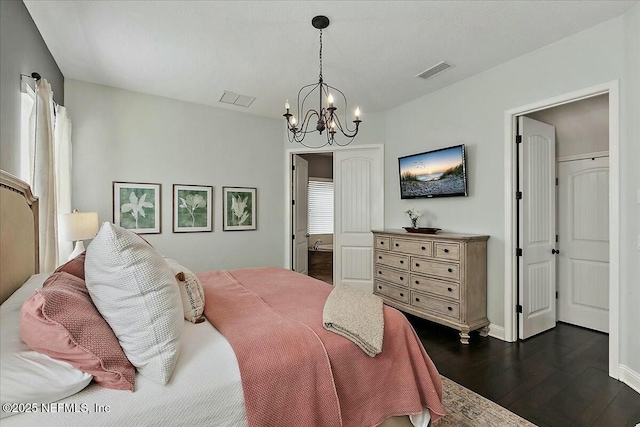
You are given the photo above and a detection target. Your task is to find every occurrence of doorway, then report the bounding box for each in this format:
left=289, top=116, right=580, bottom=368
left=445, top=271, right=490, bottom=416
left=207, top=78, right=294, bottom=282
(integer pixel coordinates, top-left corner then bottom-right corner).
left=517, top=94, right=610, bottom=339
left=296, top=152, right=334, bottom=284
left=503, top=81, right=620, bottom=379
left=285, top=144, right=384, bottom=293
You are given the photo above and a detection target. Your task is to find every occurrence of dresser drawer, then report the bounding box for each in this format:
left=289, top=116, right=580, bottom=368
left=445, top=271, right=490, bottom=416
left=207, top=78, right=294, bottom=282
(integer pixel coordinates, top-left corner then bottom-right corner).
left=375, top=266, right=409, bottom=287
left=375, top=281, right=410, bottom=304
left=391, top=238, right=433, bottom=257
left=375, top=236, right=390, bottom=251
left=411, top=258, right=460, bottom=281
left=411, top=292, right=460, bottom=320
left=375, top=251, right=409, bottom=270
left=410, top=274, right=460, bottom=300
left=434, top=242, right=460, bottom=261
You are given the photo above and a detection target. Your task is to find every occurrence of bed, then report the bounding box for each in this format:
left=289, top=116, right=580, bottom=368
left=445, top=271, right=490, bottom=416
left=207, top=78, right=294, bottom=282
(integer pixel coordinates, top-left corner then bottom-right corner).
left=0, top=169, right=444, bottom=426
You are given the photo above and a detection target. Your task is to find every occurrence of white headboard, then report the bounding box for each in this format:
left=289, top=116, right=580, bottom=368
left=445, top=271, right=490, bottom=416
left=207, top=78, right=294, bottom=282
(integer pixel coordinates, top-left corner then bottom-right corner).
left=0, top=170, right=39, bottom=304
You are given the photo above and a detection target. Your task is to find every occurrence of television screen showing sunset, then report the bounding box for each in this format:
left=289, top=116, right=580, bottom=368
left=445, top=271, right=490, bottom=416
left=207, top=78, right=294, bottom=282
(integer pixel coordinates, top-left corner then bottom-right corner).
left=399, top=145, right=467, bottom=198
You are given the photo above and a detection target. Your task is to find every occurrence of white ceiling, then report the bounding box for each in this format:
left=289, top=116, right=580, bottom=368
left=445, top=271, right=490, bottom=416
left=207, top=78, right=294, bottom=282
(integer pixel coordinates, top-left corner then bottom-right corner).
left=24, top=1, right=637, bottom=119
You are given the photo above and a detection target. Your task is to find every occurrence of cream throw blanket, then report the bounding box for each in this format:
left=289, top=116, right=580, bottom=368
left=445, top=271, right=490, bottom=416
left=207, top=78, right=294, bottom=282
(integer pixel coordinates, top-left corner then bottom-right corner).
left=323, top=284, right=384, bottom=357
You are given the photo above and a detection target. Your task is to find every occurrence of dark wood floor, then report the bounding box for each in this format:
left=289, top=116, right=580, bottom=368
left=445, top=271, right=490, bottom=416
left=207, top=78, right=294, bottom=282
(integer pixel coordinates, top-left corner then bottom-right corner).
left=409, top=316, right=640, bottom=427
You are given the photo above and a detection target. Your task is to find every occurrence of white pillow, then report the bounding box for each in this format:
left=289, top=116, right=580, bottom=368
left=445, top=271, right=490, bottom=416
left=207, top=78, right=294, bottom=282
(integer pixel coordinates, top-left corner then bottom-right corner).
left=164, top=258, right=206, bottom=324
left=1, top=274, right=92, bottom=419
left=85, top=223, right=183, bottom=385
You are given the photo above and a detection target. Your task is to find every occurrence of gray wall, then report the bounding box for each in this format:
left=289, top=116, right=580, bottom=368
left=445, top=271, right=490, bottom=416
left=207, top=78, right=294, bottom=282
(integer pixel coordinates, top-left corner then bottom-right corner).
left=527, top=94, right=609, bottom=158
left=0, top=0, right=64, bottom=176
left=300, top=153, right=333, bottom=179
left=384, top=12, right=639, bottom=376
left=621, top=2, right=640, bottom=383
left=65, top=80, right=285, bottom=273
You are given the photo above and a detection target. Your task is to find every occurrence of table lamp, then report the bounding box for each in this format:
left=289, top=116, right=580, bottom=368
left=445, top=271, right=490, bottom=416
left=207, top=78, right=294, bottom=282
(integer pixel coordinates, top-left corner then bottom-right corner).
left=60, top=210, right=99, bottom=260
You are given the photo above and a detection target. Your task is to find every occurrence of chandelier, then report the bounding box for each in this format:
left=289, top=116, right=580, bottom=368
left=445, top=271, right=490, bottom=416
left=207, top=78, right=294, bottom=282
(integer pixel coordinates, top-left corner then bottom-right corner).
left=283, top=15, right=361, bottom=148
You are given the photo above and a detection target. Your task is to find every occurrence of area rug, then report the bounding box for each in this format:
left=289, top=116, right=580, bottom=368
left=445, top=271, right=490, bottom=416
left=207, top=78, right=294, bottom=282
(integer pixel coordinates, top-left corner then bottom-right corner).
left=434, top=376, right=536, bottom=426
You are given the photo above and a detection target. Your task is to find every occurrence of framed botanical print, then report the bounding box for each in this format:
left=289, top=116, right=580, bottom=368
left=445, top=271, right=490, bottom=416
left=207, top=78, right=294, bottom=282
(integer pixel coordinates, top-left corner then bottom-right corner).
left=223, top=187, right=257, bottom=231
left=173, top=184, right=213, bottom=233
left=113, top=182, right=161, bottom=234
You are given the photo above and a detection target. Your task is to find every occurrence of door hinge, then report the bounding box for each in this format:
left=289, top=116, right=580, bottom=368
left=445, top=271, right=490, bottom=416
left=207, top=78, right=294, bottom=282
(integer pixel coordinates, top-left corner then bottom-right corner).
left=292, top=165, right=296, bottom=171
left=556, top=291, right=558, bottom=299
left=292, top=234, right=295, bottom=240
left=516, top=304, right=523, bottom=313
left=515, top=135, right=522, bottom=144
left=292, top=199, right=296, bottom=206
left=516, top=191, right=523, bottom=200
left=556, top=178, right=558, bottom=185
left=556, top=234, right=559, bottom=242
left=516, top=248, right=523, bottom=257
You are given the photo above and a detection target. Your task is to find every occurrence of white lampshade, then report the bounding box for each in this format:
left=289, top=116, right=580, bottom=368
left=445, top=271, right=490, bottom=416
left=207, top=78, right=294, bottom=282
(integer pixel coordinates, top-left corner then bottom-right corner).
left=60, top=211, right=99, bottom=242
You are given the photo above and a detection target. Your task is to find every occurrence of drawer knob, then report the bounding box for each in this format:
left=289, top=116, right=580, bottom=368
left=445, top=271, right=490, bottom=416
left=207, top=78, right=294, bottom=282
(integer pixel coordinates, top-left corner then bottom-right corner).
left=378, top=256, right=382, bottom=260
left=395, top=243, right=399, bottom=247
left=378, top=285, right=382, bottom=290
left=448, top=307, right=453, bottom=311
left=378, top=271, right=382, bottom=275
left=400, top=260, right=404, bottom=264
left=415, top=263, right=420, bottom=267
left=447, top=268, right=453, bottom=273
left=380, top=241, right=385, bottom=245
left=415, top=297, right=420, bottom=302
left=399, top=276, right=404, bottom=281
left=447, top=287, right=452, bottom=292
left=415, top=281, right=420, bottom=285
left=399, top=293, right=404, bottom=297
left=421, top=246, right=426, bottom=250
left=444, top=248, right=449, bottom=253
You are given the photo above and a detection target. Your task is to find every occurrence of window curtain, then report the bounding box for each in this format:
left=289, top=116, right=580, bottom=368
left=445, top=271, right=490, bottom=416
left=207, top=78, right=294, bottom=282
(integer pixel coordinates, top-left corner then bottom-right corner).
left=55, top=105, right=73, bottom=263
left=29, top=78, right=73, bottom=271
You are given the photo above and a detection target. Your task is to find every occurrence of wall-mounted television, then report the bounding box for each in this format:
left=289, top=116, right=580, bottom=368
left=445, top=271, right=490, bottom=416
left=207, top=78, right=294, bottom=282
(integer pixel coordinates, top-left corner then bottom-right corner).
left=398, top=144, right=468, bottom=199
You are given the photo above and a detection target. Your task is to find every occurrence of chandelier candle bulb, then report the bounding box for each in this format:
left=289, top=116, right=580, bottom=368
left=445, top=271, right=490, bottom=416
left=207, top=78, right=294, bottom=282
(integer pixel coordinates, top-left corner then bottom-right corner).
left=285, top=100, right=290, bottom=110
left=355, top=107, right=360, bottom=120
left=327, top=93, right=334, bottom=106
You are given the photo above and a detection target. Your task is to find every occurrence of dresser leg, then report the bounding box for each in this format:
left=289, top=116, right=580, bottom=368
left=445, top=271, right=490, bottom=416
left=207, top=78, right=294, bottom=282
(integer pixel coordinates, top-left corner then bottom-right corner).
left=479, top=326, right=490, bottom=337
left=459, top=331, right=470, bottom=345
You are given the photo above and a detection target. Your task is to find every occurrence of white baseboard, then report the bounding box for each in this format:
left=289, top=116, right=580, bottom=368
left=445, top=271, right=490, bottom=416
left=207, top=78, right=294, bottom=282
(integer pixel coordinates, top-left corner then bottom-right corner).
left=487, top=323, right=505, bottom=341
left=619, top=365, right=640, bottom=394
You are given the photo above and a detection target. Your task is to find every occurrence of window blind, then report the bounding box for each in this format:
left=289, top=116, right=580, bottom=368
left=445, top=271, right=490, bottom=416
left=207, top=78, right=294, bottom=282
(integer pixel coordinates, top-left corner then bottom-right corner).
left=307, top=179, right=334, bottom=234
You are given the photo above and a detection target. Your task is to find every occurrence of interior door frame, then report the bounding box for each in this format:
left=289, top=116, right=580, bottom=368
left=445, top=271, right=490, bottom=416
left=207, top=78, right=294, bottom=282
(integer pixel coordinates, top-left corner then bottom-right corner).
left=503, top=80, right=620, bottom=380
left=283, top=144, right=385, bottom=271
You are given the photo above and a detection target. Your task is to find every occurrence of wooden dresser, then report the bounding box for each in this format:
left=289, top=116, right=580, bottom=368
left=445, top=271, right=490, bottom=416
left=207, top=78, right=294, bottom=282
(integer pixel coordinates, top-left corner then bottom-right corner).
left=372, top=230, right=490, bottom=344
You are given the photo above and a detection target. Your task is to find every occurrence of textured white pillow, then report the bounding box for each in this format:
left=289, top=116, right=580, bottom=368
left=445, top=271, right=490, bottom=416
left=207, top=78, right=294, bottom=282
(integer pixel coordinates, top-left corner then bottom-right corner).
left=85, top=223, right=183, bottom=385
left=164, top=258, right=206, bottom=324
left=1, top=274, right=92, bottom=419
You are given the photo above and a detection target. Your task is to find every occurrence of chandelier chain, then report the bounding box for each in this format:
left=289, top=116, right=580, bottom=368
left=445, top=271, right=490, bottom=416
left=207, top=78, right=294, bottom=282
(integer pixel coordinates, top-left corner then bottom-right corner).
left=318, top=29, right=323, bottom=81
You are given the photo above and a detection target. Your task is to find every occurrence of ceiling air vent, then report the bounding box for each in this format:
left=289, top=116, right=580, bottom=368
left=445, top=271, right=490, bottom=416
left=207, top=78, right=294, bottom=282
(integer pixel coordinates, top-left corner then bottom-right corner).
left=415, top=61, right=453, bottom=80
left=219, top=91, right=256, bottom=108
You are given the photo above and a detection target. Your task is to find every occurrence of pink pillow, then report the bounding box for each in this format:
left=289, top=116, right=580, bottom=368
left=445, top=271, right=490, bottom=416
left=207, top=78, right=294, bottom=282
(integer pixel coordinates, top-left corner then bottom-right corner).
left=53, top=253, right=86, bottom=280
left=20, top=272, right=135, bottom=391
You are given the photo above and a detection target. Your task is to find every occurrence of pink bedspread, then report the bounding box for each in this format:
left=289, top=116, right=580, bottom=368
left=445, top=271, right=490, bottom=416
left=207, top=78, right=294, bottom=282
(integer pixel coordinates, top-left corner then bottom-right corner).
left=199, top=267, right=445, bottom=427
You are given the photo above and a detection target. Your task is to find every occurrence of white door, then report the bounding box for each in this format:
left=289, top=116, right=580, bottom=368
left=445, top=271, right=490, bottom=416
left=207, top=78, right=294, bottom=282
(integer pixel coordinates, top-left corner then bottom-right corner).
left=292, top=155, right=309, bottom=274
left=558, top=156, right=609, bottom=332
left=334, top=147, right=384, bottom=293
left=518, top=116, right=557, bottom=339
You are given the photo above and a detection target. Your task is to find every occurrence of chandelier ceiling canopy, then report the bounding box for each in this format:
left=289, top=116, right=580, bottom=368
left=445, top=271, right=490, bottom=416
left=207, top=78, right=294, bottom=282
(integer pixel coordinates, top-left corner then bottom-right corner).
left=283, top=15, right=361, bottom=148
